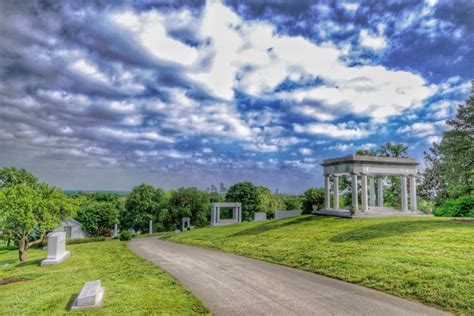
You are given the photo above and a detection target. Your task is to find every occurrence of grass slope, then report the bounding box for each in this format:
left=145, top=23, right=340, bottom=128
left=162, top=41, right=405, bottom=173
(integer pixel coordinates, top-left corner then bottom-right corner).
left=168, top=216, right=474, bottom=314
left=0, top=240, right=208, bottom=315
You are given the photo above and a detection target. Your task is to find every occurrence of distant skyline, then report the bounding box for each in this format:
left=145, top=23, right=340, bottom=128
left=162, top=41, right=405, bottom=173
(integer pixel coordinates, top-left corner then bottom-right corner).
left=0, top=1, right=472, bottom=193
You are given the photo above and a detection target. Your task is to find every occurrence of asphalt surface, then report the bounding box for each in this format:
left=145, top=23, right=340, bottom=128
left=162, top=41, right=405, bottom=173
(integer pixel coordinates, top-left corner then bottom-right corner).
left=129, top=237, right=449, bottom=316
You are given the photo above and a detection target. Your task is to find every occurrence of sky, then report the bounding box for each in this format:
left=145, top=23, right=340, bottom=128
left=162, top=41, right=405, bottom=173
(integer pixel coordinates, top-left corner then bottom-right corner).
left=0, top=0, right=472, bottom=193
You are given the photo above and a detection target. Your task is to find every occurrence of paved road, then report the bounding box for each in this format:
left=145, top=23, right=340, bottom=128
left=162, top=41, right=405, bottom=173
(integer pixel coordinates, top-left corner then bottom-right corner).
left=129, top=237, right=448, bottom=316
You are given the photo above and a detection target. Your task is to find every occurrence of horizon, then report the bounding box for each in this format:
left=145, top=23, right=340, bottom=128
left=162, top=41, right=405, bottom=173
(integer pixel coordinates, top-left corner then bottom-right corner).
left=0, top=0, right=472, bottom=194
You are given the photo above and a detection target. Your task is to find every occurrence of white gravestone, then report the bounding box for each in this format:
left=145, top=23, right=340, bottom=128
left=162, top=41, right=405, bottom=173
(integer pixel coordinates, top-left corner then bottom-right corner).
left=254, top=212, right=267, bottom=221
left=182, top=217, right=191, bottom=231
left=41, top=232, right=70, bottom=266
left=71, top=280, right=105, bottom=310
left=274, top=210, right=302, bottom=220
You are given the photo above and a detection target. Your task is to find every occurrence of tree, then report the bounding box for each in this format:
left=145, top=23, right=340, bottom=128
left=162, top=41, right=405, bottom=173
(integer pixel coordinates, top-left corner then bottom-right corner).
left=76, top=200, right=119, bottom=237
left=256, top=186, right=285, bottom=218
left=0, top=167, right=38, bottom=188
left=122, top=184, right=164, bottom=232
left=377, top=143, right=408, bottom=158
left=0, top=182, right=76, bottom=261
left=420, top=93, right=473, bottom=205
left=282, top=195, right=303, bottom=211
left=302, top=188, right=325, bottom=213
left=226, top=182, right=260, bottom=221
left=161, top=187, right=210, bottom=230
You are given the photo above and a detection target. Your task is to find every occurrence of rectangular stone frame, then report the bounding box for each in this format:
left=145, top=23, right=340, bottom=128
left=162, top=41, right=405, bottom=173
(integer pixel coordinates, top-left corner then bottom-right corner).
left=211, top=202, right=242, bottom=226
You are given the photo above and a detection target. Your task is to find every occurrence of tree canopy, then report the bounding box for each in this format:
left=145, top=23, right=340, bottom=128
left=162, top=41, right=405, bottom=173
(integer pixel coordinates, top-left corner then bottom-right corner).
left=122, top=183, right=164, bottom=232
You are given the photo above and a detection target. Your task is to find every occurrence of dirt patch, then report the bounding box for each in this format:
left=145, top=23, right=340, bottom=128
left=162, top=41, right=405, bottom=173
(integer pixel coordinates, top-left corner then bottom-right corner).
left=0, top=277, right=32, bottom=285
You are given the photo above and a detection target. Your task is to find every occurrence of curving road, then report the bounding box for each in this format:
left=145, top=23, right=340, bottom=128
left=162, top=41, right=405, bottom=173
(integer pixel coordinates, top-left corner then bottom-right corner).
left=129, top=237, right=449, bottom=316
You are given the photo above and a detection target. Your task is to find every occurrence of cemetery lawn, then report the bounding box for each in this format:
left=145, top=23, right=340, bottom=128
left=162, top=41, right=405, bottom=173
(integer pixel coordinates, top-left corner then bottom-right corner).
left=0, top=240, right=208, bottom=315
left=168, top=215, right=474, bottom=314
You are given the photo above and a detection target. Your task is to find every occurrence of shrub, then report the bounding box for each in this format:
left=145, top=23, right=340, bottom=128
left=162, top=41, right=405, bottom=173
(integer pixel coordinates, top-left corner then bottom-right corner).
left=433, top=195, right=474, bottom=217
left=36, top=236, right=107, bottom=248
left=119, top=231, right=133, bottom=241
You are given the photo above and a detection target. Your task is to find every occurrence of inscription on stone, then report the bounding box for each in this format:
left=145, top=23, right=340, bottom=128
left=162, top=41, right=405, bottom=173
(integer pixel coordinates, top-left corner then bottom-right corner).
left=71, top=280, right=105, bottom=310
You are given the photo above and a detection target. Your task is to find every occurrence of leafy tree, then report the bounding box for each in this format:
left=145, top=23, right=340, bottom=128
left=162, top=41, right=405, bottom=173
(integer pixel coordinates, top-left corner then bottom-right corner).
left=162, top=187, right=210, bottom=230
left=377, top=143, right=408, bottom=158
left=226, top=182, right=260, bottom=221
left=76, top=200, right=119, bottom=237
left=256, top=186, right=285, bottom=218
left=302, top=188, right=325, bottom=213
left=0, top=167, right=38, bottom=188
left=0, top=181, right=76, bottom=261
left=122, top=184, right=164, bottom=232
left=282, top=195, right=303, bottom=211
left=420, top=93, right=473, bottom=207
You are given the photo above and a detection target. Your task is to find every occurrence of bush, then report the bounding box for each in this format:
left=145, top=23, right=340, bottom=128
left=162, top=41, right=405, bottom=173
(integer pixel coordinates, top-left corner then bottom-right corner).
left=433, top=195, right=474, bottom=217
left=119, top=231, right=133, bottom=241
left=36, top=236, right=107, bottom=248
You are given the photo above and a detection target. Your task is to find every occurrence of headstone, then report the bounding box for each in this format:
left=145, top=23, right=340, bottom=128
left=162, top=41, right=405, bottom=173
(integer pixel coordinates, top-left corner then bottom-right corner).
left=113, top=224, right=118, bottom=237
left=182, top=217, right=191, bottom=231
left=149, top=220, right=153, bottom=234
left=41, top=232, right=70, bottom=266
left=71, top=280, right=105, bottom=310
left=254, top=212, right=267, bottom=221
left=274, top=210, right=302, bottom=220
left=174, top=229, right=181, bottom=234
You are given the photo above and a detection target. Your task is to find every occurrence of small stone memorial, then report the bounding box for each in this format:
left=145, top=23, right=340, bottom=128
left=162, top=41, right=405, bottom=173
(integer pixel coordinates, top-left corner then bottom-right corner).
left=274, top=210, right=302, bottom=220
left=254, top=212, right=267, bottom=221
left=71, top=280, right=105, bottom=310
left=182, top=217, right=191, bottom=231
left=41, top=232, right=70, bottom=266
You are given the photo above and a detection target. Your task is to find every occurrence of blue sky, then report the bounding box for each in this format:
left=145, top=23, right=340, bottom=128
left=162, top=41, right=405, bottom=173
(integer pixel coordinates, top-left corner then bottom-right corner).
left=0, top=0, right=472, bottom=193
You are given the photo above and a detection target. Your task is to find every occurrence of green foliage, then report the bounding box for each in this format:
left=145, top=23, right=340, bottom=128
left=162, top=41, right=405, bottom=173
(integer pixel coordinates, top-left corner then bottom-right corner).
left=282, top=195, right=303, bottom=210
left=37, top=236, right=108, bottom=247
left=0, top=168, right=77, bottom=261
left=377, top=143, right=408, bottom=158
left=162, top=187, right=210, bottom=230
left=119, top=230, right=133, bottom=241
left=433, top=195, right=474, bottom=217
left=421, top=95, right=473, bottom=207
left=302, top=188, right=325, bottom=213
left=256, top=186, right=285, bottom=218
left=76, top=200, right=119, bottom=237
left=0, top=167, right=38, bottom=188
left=122, top=183, right=164, bottom=232
left=226, top=181, right=261, bottom=221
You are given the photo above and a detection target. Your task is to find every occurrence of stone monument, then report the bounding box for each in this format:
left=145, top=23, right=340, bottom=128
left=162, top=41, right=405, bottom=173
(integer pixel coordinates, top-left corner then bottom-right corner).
left=254, top=212, right=267, bottom=221
left=182, top=217, right=191, bottom=231
left=71, top=280, right=105, bottom=310
left=210, top=202, right=242, bottom=226
left=41, top=232, right=70, bottom=266
left=274, top=210, right=302, bottom=220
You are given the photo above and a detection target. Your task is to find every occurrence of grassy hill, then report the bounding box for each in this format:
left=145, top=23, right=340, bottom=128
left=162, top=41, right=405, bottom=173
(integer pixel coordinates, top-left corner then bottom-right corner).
left=0, top=240, right=208, bottom=315
left=168, top=215, right=474, bottom=314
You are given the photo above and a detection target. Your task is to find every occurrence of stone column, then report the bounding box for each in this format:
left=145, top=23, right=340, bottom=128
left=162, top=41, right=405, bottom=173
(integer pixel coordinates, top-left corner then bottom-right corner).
left=409, top=176, right=417, bottom=212
left=369, top=177, right=375, bottom=207
left=401, top=175, right=408, bottom=211
left=217, top=207, right=220, bottom=222
left=351, top=174, right=358, bottom=212
left=333, top=176, right=339, bottom=210
left=238, top=206, right=242, bottom=223
left=149, top=220, right=153, bottom=234
left=377, top=176, right=384, bottom=207
left=324, top=175, right=331, bottom=210
left=361, top=175, right=368, bottom=212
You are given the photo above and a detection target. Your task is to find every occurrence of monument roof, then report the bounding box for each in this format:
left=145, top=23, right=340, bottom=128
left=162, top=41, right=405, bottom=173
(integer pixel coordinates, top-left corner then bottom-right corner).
left=321, top=155, right=418, bottom=167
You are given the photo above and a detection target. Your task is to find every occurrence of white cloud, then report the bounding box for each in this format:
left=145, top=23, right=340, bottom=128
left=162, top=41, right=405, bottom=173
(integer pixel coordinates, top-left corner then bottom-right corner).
left=294, top=122, right=371, bottom=139
left=359, top=29, right=387, bottom=51
left=298, top=147, right=313, bottom=156
left=397, top=122, right=437, bottom=137
left=328, top=143, right=354, bottom=151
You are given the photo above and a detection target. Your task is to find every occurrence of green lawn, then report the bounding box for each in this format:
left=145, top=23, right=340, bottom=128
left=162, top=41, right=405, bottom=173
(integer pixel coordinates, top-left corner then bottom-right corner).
left=168, top=216, right=474, bottom=314
left=0, top=240, right=208, bottom=315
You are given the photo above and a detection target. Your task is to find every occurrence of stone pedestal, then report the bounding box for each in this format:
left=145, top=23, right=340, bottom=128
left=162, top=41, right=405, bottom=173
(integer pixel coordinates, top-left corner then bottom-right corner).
left=254, top=212, right=267, bottom=221
left=182, top=217, right=191, bottom=231
left=41, top=232, right=70, bottom=266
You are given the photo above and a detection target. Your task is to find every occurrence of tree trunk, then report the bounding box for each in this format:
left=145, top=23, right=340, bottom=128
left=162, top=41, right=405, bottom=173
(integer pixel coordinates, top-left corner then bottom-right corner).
left=18, top=238, right=27, bottom=262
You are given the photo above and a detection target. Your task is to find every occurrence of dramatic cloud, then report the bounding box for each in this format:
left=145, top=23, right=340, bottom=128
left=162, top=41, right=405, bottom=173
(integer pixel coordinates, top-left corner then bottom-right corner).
left=0, top=0, right=471, bottom=193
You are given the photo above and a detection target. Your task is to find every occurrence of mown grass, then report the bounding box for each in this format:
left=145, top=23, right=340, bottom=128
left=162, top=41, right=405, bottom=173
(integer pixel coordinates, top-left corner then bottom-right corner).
left=168, top=216, right=474, bottom=314
left=0, top=240, right=208, bottom=315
